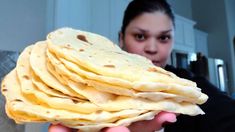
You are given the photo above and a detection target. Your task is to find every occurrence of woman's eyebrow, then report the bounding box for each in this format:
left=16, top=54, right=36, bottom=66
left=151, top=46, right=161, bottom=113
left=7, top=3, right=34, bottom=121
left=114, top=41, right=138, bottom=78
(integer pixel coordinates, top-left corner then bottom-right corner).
left=160, top=29, right=172, bottom=34
left=131, top=27, right=149, bottom=33
left=131, top=27, right=172, bottom=34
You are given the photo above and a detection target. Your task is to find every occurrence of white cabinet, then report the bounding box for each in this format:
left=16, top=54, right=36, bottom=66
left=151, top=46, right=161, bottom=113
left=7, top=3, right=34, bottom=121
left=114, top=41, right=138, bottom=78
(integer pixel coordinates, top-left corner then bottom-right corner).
left=47, top=0, right=130, bottom=44
left=174, top=15, right=196, bottom=53
left=194, top=29, right=208, bottom=56
left=50, top=0, right=111, bottom=37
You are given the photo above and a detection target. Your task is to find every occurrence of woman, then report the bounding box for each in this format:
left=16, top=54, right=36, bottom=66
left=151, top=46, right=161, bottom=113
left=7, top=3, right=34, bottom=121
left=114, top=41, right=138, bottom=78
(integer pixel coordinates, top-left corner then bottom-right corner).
left=49, top=0, right=235, bottom=131
left=119, top=0, right=235, bottom=132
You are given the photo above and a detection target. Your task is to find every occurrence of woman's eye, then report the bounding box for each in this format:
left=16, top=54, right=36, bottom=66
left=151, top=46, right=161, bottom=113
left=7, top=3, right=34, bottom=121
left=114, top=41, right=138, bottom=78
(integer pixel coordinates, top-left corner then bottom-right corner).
left=134, top=34, right=146, bottom=41
left=159, top=35, right=171, bottom=42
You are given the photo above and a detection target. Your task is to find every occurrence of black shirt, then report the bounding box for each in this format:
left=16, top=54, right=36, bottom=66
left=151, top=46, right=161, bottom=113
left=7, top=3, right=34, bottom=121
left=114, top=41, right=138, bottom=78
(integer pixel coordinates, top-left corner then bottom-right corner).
left=164, top=65, right=235, bottom=132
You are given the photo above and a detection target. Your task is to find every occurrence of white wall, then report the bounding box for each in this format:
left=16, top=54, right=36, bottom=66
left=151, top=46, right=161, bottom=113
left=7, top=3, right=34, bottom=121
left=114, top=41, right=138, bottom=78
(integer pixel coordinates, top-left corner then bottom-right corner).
left=0, top=0, right=47, bottom=51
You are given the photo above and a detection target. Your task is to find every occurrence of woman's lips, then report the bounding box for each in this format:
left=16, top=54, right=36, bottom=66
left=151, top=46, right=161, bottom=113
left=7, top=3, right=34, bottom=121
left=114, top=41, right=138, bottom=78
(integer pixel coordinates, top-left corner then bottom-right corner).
left=152, top=60, right=160, bottom=66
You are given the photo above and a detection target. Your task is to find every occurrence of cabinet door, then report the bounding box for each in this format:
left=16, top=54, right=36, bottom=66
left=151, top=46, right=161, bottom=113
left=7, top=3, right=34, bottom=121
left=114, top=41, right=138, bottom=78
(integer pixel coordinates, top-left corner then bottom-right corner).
left=51, top=0, right=128, bottom=43
left=174, top=18, right=184, bottom=45
left=194, top=29, right=208, bottom=56
left=173, top=15, right=196, bottom=53
left=184, top=22, right=195, bottom=48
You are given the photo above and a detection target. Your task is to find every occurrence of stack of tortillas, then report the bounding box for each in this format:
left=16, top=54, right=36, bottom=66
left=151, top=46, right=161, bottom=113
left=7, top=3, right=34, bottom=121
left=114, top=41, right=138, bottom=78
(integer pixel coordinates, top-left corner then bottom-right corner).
left=1, top=28, right=208, bottom=132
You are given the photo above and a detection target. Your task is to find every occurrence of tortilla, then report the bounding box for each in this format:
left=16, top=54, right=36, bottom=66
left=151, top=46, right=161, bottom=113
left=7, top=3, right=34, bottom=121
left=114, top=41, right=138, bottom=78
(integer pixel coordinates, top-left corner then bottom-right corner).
left=53, top=51, right=207, bottom=103
left=1, top=28, right=208, bottom=132
left=46, top=49, right=86, bottom=84
left=29, top=41, right=84, bottom=98
left=46, top=48, right=205, bottom=104
left=16, top=45, right=99, bottom=113
left=3, top=69, right=204, bottom=121
left=2, top=70, right=153, bottom=124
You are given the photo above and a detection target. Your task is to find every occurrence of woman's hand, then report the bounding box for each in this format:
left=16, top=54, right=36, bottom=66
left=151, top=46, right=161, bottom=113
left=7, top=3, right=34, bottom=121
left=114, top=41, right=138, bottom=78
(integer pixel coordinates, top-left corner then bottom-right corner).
left=48, top=111, right=176, bottom=132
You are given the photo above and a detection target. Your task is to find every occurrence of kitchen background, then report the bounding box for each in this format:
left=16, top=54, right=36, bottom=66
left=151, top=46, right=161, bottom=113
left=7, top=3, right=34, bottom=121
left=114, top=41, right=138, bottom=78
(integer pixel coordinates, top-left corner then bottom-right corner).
left=0, top=0, right=235, bottom=132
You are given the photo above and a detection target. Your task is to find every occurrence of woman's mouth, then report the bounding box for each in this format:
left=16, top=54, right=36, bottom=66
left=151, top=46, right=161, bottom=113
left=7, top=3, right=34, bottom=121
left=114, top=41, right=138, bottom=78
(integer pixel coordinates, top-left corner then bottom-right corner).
left=152, top=60, right=160, bottom=66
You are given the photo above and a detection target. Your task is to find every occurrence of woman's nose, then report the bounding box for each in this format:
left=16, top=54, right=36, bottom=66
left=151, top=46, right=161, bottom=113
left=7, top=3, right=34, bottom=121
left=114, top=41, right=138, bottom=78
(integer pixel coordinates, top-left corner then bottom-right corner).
left=144, top=39, right=158, bottom=55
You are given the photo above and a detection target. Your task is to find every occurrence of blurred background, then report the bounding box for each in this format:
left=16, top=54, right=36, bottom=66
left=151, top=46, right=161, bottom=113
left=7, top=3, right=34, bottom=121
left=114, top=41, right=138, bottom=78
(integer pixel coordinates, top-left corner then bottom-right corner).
left=0, top=0, right=234, bottom=132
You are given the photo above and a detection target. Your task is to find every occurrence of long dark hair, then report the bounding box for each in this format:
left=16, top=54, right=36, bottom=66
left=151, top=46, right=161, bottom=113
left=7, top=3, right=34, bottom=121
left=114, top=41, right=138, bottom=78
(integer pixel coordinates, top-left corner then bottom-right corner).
left=120, top=0, right=175, bottom=36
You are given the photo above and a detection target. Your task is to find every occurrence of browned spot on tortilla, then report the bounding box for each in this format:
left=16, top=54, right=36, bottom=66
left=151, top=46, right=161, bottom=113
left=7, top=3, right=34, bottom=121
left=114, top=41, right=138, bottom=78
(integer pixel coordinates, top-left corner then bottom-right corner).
left=96, top=110, right=102, bottom=114
left=2, top=89, right=7, bottom=92
left=77, top=35, right=88, bottom=42
left=14, top=99, right=23, bottom=102
left=65, top=44, right=71, bottom=48
left=46, top=111, right=50, bottom=114
left=75, top=124, right=84, bottom=126
left=63, top=44, right=74, bottom=50
left=147, top=67, right=158, bottom=72
left=77, top=35, right=93, bottom=45
left=104, top=64, right=115, bottom=68
left=79, top=49, right=84, bottom=52
left=72, top=99, right=79, bottom=104
left=22, top=75, right=30, bottom=80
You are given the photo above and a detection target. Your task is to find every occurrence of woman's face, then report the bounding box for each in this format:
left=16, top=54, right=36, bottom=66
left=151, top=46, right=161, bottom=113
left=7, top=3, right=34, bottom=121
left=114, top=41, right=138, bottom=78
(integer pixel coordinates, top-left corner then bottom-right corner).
left=120, top=12, right=174, bottom=68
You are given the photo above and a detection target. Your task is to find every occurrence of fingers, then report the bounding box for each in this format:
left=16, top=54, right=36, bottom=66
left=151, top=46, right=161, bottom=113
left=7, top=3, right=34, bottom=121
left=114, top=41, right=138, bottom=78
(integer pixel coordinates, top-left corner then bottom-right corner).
left=102, top=126, right=130, bottom=132
left=156, top=111, right=177, bottom=124
left=47, top=112, right=177, bottom=132
left=151, top=111, right=177, bottom=130
left=128, top=111, right=177, bottom=132
left=48, top=124, right=130, bottom=132
left=48, top=124, right=74, bottom=132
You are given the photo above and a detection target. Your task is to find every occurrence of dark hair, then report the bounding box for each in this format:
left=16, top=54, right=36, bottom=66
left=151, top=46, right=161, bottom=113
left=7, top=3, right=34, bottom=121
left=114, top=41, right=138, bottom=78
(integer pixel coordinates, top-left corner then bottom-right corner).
left=120, top=0, right=175, bottom=35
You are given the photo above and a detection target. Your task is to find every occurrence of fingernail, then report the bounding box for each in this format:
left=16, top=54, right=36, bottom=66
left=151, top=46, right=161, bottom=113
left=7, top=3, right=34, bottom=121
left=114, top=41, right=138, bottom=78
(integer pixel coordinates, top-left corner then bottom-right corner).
left=167, top=115, right=177, bottom=123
